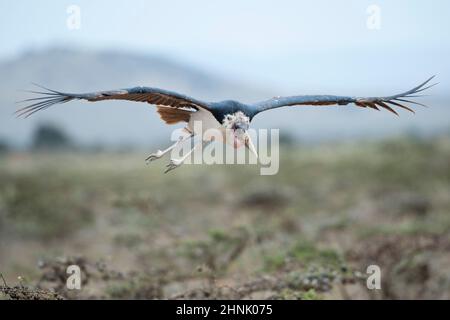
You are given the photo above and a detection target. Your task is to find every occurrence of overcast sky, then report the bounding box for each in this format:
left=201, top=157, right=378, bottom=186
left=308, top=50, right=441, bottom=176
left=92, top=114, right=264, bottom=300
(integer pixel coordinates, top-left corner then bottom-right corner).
left=1, top=0, right=449, bottom=93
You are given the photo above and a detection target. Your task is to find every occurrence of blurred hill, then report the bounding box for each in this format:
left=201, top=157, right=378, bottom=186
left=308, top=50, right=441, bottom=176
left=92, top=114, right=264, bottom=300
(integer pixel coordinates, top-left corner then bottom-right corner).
left=0, top=47, right=448, bottom=149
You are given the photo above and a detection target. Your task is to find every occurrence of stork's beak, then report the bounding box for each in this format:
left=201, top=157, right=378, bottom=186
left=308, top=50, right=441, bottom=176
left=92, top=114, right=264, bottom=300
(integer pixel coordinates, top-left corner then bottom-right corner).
left=244, top=132, right=258, bottom=159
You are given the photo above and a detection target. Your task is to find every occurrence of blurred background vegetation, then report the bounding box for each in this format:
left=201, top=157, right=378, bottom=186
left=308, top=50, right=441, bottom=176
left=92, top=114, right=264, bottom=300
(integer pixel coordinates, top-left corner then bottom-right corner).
left=1, top=126, right=449, bottom=299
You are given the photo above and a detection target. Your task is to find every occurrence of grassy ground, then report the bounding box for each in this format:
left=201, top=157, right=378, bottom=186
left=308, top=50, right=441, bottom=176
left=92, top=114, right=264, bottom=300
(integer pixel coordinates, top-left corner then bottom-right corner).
left=1, top=135, right=449, bottom=299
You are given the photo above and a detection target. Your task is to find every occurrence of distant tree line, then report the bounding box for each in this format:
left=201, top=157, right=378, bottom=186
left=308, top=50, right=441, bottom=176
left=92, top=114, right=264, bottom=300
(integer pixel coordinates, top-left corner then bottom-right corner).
left=0, top=123, right=72, bottom=154
left=0, top=139, right=9, bottom=154
left=31, top=123, right=73, bottom=150
left=0, top=123, right=137, bottom=153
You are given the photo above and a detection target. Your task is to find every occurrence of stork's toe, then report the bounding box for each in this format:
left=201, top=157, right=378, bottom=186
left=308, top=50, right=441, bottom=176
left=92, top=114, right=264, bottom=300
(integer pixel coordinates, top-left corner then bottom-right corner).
left=145, top=150, right=164, bottom=163
left=164, top=158, right=184, bottom=173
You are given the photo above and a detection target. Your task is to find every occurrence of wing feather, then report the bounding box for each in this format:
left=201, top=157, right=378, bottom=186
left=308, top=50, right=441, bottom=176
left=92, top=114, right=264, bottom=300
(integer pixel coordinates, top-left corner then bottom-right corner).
left=16, top=85, right=210, bottom=118
left=251, top=76, right=436, bottom=116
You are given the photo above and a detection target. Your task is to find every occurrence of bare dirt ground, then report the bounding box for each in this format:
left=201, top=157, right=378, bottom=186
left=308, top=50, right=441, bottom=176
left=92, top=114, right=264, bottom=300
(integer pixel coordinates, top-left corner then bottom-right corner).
left=1, top=135, right=449, bottom=299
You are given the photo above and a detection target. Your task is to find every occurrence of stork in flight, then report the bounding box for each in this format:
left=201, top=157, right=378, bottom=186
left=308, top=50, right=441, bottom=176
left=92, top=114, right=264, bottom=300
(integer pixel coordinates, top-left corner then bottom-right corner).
left=16, top=76, right=436, bottom=173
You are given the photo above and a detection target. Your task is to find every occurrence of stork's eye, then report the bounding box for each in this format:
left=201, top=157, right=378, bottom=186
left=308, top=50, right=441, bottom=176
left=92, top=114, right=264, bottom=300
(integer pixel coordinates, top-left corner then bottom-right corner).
left=227, top=115, right=232, bottom=120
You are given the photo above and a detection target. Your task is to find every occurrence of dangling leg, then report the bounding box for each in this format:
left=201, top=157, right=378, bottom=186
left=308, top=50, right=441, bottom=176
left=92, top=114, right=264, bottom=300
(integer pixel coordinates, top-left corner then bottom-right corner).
left=145, top=129, right=194, bottom=163
left=164, top=140, right=212, bottom=173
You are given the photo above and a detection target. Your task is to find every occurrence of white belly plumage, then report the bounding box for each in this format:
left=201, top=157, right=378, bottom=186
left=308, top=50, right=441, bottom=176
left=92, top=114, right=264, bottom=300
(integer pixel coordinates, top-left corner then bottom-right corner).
left=187, top=109, right=247, bottom=148
left=187, top=109, right=225, bottom=142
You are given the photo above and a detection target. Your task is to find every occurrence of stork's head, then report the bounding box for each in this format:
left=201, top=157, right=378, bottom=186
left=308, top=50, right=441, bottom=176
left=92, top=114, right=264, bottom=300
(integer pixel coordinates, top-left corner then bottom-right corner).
left=222, top=112, right=257, bottom=157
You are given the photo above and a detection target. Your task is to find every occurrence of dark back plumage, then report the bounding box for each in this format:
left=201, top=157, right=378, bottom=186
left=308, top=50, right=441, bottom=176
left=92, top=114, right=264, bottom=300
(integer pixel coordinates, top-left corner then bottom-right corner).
left=208, top=100, right=256, bottom=122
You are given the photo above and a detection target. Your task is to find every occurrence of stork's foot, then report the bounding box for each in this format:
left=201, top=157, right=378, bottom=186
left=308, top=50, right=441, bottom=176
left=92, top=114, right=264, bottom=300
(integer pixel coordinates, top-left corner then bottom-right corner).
left=145, top=150, right=164, bottom=163
left=164, top=158, right=184, bottom=173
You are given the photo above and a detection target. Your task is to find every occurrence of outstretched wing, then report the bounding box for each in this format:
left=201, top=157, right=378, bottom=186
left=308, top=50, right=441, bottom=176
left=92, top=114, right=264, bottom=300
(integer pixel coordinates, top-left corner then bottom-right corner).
left=16, top=85, right=211, bottom=118
left=251, top=76, right=436, bottom=116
